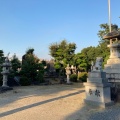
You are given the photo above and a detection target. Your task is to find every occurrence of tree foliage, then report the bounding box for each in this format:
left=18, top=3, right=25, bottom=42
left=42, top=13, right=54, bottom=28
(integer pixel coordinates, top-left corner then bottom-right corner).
left=74, top=53, right=88, bottom=71
left=98, top=23, right=120, bottom=40
left=0, top=50, right=4, bottom=85
left=20, top=48, right=44, bottom=85
left=97, top=23, right=110, bottom=40
left=10, top=54, right=21, bottom=76
left=49, top=40, right=76, bottom=70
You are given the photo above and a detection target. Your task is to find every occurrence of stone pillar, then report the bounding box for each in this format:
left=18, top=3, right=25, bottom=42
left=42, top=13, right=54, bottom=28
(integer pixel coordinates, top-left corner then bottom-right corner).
left=2, top=75, right=8, bottom=87
left=84, top=71, right=114, bottom=108
left=66, top=74, right=70, bottom=83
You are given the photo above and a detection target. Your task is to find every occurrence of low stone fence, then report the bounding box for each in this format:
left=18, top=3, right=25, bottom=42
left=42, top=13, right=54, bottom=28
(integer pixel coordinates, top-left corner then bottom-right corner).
left=107, top=73, right=120, bottom=82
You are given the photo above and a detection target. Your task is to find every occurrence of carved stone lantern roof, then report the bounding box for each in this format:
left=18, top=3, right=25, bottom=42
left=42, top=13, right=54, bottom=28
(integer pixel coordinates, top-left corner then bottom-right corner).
left=1, top=57, right=11, bottom=67
left=103, top=25, right=120, bottom=40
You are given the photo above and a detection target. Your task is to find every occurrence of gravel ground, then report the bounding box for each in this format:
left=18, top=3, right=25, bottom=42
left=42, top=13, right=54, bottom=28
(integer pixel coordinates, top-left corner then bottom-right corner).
left=0, top=83, right=120, bottom=120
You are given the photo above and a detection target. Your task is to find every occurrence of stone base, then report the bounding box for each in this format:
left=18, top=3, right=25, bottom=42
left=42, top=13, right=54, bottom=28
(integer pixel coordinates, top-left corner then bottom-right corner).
left=0, top=86, right=13, bottom=93
left=84, top=99, right=114, bottom=108
left=84, top=71, right=114, bottom=108
left=65, top=82, right=73, bottom=85
left=116, top=93, right=120, bottom=102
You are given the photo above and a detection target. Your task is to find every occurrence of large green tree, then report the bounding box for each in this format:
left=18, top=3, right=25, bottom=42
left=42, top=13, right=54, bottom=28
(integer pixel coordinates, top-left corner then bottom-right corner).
left=20, top=48, right=44, bottom=85
left=49, top=40, right=76, bottom=70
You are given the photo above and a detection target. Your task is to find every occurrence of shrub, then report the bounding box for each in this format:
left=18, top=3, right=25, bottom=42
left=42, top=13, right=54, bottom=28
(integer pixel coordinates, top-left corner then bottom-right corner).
left=20, top=76, right=31, bottom=86
left=36, top=72, right=45, bottom=83
left=0, top=75, right=2, bottom=86
left=78, top=72, right=88, bottom=82
left=0, top=68, right=3, bottom=86
left=70, top=74, right=77, bottom=82
left=21, top=51, right=46, bottom=83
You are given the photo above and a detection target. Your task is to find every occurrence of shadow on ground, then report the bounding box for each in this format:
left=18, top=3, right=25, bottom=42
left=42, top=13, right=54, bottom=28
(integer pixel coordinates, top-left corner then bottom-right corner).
left=0, top=83, right=84, bottom=108
left=1, top=82, right=120, bottom=120
left=0, top=89, right=84, bottom=118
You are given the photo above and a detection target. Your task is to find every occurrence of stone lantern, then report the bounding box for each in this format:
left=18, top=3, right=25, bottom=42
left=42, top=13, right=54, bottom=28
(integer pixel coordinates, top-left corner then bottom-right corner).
left=65, top=64, right=71, bottom=84
left=1, top=56, right=12, bottom=88
left=103, top=25, right=120, bottom=82
left=71, top=65, right=76, bottom=74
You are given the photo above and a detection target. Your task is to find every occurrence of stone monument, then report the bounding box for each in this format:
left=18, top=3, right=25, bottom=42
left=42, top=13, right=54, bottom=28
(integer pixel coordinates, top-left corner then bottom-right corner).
left=93, top=57, right=103, bottom=71
left=84, top=58, right=114, bottom=108
left=65, top=64, right=71, bottom=84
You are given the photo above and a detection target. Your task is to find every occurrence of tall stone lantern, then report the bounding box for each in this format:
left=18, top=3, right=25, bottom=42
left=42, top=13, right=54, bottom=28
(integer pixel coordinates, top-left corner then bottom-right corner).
left=65, top=64, right=71, bottom=84
left=1, top=56, right=12, bottom=88
left=103, top=25, right=120, bottom=83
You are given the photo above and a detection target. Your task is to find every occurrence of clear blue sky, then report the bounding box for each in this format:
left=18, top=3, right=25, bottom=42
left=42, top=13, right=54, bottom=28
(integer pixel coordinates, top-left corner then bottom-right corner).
left=0, top=0, right=120, bottom=60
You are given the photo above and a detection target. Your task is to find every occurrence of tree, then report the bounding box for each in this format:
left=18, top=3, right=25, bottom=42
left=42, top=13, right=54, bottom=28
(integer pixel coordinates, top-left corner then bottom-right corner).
left=97, top=23, right=110, bottom=40
left=10, top=54, right=21, bottom=76
left=74, top=53, right=88, bottom=72
left=79, top=41, right=109, bottom=70
left=0, top=50, right=4, bottom=85
left=22, top=48, right=34, bottom=64
left=20, top=48, right=44, bottom=85
left=97, top=23, right=120, bottom=40
left=78, top=46, right=98, bottom=71
left=49, top=40, right=76, bottom=70
left=26, top=48, right=34, bottom=54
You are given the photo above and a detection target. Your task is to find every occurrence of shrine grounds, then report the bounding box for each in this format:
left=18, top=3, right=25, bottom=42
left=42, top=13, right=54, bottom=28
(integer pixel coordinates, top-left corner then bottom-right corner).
left=0, top=83, right=120, bottom=120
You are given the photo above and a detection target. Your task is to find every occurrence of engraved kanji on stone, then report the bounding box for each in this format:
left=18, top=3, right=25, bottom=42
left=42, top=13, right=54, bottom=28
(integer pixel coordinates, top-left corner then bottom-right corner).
left=95, top=90, right=100, bottom=97
left=89, top=89, right=92, bottom=95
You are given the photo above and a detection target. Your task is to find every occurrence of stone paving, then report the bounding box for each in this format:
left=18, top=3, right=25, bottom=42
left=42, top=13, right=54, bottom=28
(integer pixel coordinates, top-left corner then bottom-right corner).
left=88, top=103, right=120, bottom=120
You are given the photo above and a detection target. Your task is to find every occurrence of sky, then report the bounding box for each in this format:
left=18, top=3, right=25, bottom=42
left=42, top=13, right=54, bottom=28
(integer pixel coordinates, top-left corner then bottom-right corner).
left=0, top=0, right=120, bottom=60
